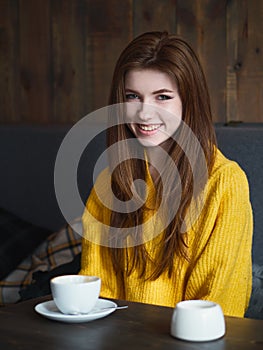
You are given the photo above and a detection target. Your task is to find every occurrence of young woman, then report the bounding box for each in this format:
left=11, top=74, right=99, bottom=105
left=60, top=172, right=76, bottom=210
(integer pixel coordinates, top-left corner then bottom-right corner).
left=79, top=31, right=253, bottom=317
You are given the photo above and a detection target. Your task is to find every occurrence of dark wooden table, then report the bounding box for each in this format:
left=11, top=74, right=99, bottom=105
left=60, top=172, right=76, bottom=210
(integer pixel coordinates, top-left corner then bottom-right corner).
left=0, top=296, right=262, bottom=350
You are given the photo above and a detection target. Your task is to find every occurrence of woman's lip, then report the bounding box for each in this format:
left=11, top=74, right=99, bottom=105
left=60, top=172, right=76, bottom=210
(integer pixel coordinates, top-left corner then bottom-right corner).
left=136, top=123, right=162, bottom=135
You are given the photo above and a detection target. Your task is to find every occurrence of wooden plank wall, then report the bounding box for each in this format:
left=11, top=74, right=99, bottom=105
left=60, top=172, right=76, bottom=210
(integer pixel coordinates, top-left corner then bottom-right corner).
left=0, top=0, right=262, bottom=124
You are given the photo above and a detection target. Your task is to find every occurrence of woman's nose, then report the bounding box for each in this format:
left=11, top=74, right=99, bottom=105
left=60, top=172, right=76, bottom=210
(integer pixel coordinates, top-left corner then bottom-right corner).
left=137, top=102, right=155, bottom=122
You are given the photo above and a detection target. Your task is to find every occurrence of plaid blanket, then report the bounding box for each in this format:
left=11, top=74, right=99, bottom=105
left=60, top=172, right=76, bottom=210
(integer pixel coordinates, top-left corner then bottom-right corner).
left=0, top=208, right=52, bottom=280
left=0, top=219, right=82, bottom=305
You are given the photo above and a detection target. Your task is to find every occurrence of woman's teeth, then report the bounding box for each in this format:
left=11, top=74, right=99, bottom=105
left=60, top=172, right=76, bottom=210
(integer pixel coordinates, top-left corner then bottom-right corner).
left=139, top=124, right=160, bottom=131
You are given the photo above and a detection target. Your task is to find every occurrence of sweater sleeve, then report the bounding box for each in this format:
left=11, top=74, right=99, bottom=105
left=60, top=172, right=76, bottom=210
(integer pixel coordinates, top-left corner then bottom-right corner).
left=184, top=162, right=253, bottom=317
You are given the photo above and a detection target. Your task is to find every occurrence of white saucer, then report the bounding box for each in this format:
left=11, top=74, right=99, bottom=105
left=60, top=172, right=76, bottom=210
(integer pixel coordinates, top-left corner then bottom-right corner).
left=35, top=298, right=117, bottom=323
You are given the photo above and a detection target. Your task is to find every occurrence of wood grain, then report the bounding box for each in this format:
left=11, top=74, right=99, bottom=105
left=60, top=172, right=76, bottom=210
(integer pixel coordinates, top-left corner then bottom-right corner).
left=237, top=0, right=263, bottom=122
left=19, top=0, right=51, bottom=123
left=176, top=0, right=227, bottom=123
left=0, top=0, right=262, bottom=124
left=226, top=0, right=237, bottom=122
left=51, top=0, right=86, bottom=123
left=133, top=0, right=176, bottom=36
left=0, top=297, right=262, bottom=350
left=0, top=0, right=19, bottom=122
left=84, top=0, right=133, bottom=116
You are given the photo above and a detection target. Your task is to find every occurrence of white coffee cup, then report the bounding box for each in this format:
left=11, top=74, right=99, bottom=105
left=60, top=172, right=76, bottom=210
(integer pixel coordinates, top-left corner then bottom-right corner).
left=170, top=300, right=225, bottom=342
left=50, top=275, right=101, bottom=315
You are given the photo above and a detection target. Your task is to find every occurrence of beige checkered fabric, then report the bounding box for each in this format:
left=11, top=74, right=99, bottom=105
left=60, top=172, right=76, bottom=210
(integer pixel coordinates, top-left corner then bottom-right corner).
left=0, top=219, right=82, bottom=305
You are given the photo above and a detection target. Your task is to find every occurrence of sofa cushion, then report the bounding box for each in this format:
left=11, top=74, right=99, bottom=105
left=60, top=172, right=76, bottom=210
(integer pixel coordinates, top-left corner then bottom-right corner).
left=0, top=218, right=82, bottom=305
left=245, top=264, right=263, bottom=319
left=0, top=208, right=51, bottom=280
left=215, top=124, right=263, bottom=266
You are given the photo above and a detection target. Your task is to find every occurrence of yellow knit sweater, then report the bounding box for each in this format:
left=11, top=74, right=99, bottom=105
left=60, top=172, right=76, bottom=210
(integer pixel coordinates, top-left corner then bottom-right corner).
left=80, top=149, right=253, bottom=317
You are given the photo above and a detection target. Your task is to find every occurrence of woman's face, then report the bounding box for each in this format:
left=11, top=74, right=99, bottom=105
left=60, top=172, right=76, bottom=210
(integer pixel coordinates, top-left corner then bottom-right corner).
left=124, top=68, right=182, bottom=147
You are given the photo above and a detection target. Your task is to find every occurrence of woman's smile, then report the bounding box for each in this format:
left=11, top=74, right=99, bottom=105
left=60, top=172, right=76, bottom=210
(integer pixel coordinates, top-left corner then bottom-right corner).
left=136, top=123, right=163, bottom=134
left=124, top=68, right=182, bottom=147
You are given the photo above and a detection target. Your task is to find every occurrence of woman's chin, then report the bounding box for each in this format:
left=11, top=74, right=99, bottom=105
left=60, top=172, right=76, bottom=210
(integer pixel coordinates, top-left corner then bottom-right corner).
left=136, top=137, right=165, bottom=148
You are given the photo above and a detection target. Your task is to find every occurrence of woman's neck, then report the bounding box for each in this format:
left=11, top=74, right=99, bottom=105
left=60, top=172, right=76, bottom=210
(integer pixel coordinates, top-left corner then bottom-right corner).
left=145, top=146, right=167, bottom=182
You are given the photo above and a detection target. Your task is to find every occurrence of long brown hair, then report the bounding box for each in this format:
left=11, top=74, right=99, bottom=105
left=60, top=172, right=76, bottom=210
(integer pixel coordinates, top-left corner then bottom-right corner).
left=104, top=31, right=216, bottom=282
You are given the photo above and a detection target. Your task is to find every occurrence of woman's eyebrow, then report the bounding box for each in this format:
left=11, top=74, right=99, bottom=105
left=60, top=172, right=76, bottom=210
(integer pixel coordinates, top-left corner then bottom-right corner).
left=125, top=88, right=139, bottom=93
left=125, top=88, right=174, bottom=94
left=152, top=88, right=174, bottom=94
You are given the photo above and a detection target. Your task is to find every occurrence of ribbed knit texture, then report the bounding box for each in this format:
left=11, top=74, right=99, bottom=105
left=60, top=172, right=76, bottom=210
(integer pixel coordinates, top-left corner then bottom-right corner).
left=80, top=149, right=253, bottom=317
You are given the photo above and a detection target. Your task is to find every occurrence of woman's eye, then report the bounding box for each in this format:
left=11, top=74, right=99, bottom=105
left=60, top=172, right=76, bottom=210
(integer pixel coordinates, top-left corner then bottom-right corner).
left=126, top=93, right=139, bottom=100
left=157, top=95, right=172, bottom=101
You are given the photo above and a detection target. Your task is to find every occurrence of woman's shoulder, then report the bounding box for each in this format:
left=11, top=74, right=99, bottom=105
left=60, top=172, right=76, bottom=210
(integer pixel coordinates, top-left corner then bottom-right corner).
left=208, top=148, right=250, bottom=193
left=95, top=167, right=111, bottom=181
left=211, top=148, right=247, bottom=178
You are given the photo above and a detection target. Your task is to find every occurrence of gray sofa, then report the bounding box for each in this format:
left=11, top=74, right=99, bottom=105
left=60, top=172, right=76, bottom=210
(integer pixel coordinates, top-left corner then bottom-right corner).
left=0, top=123, right=262, bottom=318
